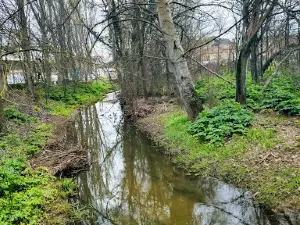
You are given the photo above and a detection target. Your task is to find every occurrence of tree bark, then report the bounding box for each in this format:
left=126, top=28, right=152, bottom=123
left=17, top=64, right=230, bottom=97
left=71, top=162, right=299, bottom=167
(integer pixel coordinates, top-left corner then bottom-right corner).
left=236, top=0, right=276, bottom=104
left=156, top=0, right=203, bottom=120
left=250, top=35, right=258, bottom=83
left=236, top=51, right=247, bottom=105
left=16, top=0, right=34, bottom=97
left=0, top=65, right=5, bottom=134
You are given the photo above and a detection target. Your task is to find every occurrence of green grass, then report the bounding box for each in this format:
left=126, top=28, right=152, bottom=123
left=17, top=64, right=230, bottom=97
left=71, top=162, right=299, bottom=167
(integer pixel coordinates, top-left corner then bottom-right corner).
left=39, top=80, right=113, bottom=116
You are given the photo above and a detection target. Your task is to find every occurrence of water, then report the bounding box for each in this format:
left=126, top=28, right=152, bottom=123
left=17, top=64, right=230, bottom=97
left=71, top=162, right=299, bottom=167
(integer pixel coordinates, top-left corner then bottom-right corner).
left=71, top=93, right=299, bottom=225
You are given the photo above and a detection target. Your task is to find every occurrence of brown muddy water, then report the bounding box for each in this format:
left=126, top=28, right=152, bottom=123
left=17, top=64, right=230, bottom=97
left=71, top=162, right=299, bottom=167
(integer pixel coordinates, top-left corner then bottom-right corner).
left=70, top=93, right=299, bottom=225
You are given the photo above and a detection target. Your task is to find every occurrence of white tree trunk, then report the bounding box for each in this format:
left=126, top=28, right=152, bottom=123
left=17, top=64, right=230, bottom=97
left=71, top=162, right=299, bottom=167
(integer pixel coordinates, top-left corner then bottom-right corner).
left=156, top=0, right=202, bottom=120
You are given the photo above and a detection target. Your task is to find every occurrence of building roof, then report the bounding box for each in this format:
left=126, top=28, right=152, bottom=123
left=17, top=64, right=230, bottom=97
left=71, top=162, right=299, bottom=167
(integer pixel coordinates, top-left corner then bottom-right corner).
left=211, top=38, right=233, bottom=47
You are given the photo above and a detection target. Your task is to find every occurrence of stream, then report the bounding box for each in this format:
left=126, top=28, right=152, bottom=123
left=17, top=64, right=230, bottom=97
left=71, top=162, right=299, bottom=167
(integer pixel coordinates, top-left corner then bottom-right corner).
left=69, top=93, right=299, bottom=225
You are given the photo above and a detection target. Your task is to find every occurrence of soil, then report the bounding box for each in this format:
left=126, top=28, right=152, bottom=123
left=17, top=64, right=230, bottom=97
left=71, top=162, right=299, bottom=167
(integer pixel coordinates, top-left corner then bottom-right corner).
left=245, top=113, right=300, bottom=169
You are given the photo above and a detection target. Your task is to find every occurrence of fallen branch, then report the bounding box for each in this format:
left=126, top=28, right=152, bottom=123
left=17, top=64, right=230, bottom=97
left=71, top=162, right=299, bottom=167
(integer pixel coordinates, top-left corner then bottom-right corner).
left=188, top=56, right=233, bottom=85
left=262, top=48, right=300, bottom=92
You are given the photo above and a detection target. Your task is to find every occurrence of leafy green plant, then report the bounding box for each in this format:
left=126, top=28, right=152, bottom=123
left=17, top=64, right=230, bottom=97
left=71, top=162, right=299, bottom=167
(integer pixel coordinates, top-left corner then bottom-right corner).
left=60, top=178, right=76, bottom=196
left=4, top=107, right=34, bottom=123
left=188, top=100, right=253, bottom=145
left=0, top=158, right=57, bottom=225
left=195, top=77, right=235, bottom=107
left=275, top=99, right=300, bottom=116
left=261, top=89, right=295, bottom=109
left=260, top=76, right=300, bottom=115
left=25, top=124, right=52, bottom=155
left=0, top=121, right=74, bottom=224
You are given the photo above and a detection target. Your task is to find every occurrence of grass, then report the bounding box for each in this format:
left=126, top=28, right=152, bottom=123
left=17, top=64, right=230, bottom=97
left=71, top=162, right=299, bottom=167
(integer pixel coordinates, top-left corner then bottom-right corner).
left=138, top=106, right=300, bottom=210
left=38, top=80, right=113, bottom=116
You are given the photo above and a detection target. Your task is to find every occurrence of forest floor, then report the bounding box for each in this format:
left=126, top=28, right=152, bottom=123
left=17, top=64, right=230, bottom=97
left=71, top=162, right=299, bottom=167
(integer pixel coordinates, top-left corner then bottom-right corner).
left=0, top=81, right=113, bottom=224
left=136, top=100, right=300, bottom=213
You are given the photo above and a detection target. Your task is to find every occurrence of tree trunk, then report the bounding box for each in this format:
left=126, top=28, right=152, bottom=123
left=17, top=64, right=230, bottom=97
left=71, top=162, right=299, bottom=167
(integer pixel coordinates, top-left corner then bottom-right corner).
left=139, top=56, right=148, bottom=100
left=250, top=35, right=258, bottom=83
left=284, top=1, right=290, bottom=67
left=16, top=0, right=34, bottom=97
left=0, top=65, right=5, bottom=134
left=156, top=0, right=202, bottom=120
left=236, top=51, right=247, bottom=105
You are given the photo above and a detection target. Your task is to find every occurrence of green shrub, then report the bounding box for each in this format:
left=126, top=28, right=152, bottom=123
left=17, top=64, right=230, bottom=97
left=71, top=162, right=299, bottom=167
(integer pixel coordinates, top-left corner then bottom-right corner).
left=261, top=89, right=295, bottom=109
left=4, top=107, right=31, bottom=123
left=188, top=100, right=253, bottom=145
left=260, top=76, right=300, bottom=115
left=60, top=178, right=76, bottom=196
left=275, top=99, right=300, bottom=116
left=194, top=75, right=300, bottom=115
left=195, top=78, right=234, bottom=107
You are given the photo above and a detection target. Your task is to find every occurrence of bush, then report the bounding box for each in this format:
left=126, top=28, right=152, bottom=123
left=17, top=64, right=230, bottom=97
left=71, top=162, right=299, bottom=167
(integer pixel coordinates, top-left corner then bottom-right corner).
left=195, top=78, right=234, bottom=107
left=188, top=100, right=253, bottom=145
left=194, top=75, right=300, bottom=115
left=275, top=99, right=300, bottom=116
left=260, top=77, right=300, bottom=115
left=261, top=89, right=295, bottom=109
left=4, top=107, right=31, bottom=123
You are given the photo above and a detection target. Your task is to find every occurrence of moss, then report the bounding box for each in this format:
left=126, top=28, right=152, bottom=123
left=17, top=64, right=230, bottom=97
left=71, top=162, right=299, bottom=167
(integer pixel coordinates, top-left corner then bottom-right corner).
left=138, top=106, right=300, bottom=210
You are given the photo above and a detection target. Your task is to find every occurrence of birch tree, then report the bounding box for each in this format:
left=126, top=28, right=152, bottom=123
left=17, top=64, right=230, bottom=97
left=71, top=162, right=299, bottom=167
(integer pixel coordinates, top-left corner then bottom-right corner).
left=156, top=0, right=203, bottom=120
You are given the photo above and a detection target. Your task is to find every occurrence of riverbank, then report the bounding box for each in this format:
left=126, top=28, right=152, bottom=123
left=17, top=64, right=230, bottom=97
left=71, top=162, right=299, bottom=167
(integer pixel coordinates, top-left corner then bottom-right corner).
left=137, top=101, right=300, bottom=212
left=0, top=81, right=113, bottom=224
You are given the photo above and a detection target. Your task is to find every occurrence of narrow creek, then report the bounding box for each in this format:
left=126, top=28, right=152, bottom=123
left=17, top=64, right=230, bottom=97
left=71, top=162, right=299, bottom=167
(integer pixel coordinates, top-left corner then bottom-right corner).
left=68, top=93, right=299, bottom=225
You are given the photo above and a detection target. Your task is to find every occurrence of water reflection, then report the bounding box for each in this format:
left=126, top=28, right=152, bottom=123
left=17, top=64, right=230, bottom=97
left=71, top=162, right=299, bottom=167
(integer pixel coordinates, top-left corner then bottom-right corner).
left=73, top=93, right=299, bottom=225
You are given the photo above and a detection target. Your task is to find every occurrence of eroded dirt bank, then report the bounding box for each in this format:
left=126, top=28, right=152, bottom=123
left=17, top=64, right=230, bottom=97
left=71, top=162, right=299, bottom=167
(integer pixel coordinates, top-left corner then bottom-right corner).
left=31, top=113, right=87, bottom=177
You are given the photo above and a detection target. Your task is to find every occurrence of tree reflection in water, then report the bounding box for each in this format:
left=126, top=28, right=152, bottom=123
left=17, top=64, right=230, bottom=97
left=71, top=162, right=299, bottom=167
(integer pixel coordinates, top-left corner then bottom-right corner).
left=72, top=93, right=299, bottom=225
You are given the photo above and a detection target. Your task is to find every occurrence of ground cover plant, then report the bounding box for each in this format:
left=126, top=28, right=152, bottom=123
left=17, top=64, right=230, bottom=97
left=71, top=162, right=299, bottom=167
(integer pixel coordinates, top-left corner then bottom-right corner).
left=38, top=80, right=113, bottom=116
left=188, top=100, right=253, bottom=145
